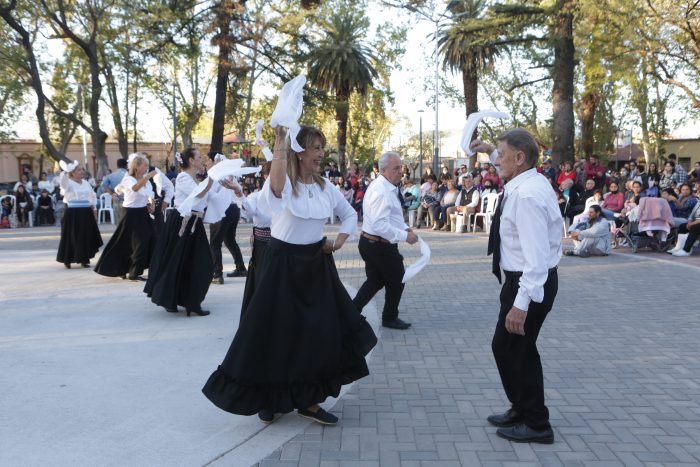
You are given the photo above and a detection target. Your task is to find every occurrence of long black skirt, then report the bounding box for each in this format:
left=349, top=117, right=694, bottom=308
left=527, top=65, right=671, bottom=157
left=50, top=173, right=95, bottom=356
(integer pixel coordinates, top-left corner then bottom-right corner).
left=56, top=207, right=103, bottom=265
left=239, top=229, right=271, bottom=321
left=95, top=207, right=154, bottom=278
left=144, top=213, right=213, bottom=312
left=202, top=237, right=378, bottom=416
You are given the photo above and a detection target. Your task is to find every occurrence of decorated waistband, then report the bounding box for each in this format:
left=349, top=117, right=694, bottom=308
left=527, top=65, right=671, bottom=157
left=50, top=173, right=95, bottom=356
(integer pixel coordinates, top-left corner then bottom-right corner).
left=253, top=226, right=271, bottom=241
left=67, top=201, right=91, bottom=208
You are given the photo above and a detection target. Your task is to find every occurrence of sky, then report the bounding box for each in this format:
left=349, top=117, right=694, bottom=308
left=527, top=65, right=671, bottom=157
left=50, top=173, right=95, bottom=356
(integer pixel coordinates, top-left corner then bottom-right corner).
left=10, top=1, right=699, bottom=156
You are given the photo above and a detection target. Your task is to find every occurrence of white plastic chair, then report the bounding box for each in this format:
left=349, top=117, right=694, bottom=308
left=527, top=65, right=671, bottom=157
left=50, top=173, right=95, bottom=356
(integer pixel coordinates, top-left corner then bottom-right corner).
left=407, top=209, right=417, bottom=228
left=98, top=193, right=115, bottom=225
left=472, top=193, right=499, bottom=233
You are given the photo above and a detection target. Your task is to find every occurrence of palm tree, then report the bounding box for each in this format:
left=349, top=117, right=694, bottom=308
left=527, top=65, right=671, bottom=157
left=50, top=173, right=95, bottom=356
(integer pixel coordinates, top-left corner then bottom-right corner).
left=306, top=10, right=378, bottom=172
left=438, top=0, right=499, bottom=122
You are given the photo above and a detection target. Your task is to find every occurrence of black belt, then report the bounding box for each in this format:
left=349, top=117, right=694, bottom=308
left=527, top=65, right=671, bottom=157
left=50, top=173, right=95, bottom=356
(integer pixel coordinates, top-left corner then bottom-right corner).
left=504, top=266, right=558, bottom=277
left=361, top=232, right=390, bottom=244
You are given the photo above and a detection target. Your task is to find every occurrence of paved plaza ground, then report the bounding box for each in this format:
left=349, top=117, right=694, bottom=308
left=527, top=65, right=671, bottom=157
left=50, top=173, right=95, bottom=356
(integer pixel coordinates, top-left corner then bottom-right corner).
left=1, top=223, right=699, bottom=466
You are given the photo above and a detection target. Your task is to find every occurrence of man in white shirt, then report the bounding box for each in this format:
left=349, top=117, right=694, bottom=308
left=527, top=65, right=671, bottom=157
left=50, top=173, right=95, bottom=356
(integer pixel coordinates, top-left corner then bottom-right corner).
left=470, top=129, right=561, bottom=444
left=353, top=152, right=418, bottom=330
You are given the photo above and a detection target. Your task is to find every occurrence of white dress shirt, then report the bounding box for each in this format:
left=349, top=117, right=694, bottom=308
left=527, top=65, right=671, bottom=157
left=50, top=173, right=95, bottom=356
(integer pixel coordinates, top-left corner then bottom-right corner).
left=242, top=190, right=271, bottom=228
left=59, top=172, right=97, bottom=206
left=361, top=174, right=409, bottom=244
left=117, top=175, right=153, bottom=208
left=499, top=168, right=562, bottom=311
left=174, top=172, right=207, bottom=211
left=261, top=176, right=356, bottom=245
left=457, top=187, right=480, bottom=208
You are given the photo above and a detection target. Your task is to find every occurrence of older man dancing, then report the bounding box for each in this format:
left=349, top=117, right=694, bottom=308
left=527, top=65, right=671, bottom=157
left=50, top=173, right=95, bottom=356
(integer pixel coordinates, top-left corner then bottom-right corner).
left=471, top=129, right=562, bottom=444
left=353, top=152, right=418, bottom=330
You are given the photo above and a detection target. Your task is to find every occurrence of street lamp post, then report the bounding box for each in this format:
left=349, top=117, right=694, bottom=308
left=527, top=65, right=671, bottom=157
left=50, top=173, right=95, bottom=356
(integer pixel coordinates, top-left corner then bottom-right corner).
left=433, top=20, right=440, bottom=176
left=418, top=110, right=424, bottom=181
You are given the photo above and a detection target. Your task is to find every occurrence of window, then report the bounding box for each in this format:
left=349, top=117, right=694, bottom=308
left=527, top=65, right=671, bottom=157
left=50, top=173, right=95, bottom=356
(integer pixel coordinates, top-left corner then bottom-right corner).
left=679, top=157, right=691, bottom=171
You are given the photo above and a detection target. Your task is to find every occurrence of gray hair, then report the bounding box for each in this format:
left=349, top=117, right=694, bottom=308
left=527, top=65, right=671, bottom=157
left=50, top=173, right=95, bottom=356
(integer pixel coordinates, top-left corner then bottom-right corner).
left=496, top=128, right=539, bottom=168
left=378, top=151, right=401, bottom=172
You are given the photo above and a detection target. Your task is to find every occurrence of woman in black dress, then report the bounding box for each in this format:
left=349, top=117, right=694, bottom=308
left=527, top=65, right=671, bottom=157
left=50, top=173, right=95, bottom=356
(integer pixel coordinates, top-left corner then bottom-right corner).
left=202, top=126, right=377, bottom=426
left=95, top=153, right=156, bottom=280
left=56, top=161, right=102, bottom=268
left=144, top=148, right=215, bottom=316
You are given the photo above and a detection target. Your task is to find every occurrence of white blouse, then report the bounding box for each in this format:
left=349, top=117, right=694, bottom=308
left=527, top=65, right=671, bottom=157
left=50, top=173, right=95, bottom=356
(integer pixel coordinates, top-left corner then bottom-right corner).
left=261, top=175, right=357, bottom=244
left=116, top=175, right=153, bottom=208
left=174, top=172, right=207, bottom=211
left=242, top=190, right=271, bottom=228
left=59, top=172, right=97, bottom=206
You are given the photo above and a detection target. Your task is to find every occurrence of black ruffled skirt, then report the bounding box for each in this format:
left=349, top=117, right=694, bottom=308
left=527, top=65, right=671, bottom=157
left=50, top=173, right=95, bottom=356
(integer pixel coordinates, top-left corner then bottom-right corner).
left=56, top=207, right=103, bottom=265
left=240, top=228, right=271, bottom=320
left=202, top=237, right=378, bottom=416
left=94, top=207, right=154, bottom=277
left=144, top=213, right=213, bottom=311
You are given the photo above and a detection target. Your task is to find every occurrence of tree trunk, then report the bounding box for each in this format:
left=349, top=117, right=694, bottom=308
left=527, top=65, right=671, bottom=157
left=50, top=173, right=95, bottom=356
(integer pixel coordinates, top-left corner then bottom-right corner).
left=0, top=3, right=68, bottom=162
left=103, top=61, right=129, bottom=159
left=579, top=89, right=600, bottom=159
left=550, top=1, right=576, bottom=165
left=86, top=42, right=108, bottom=178
left=210, top=1, right=235, bottom=154
left=335, top=92, right=349, bottom=173
left=462, top=63, right=479, bottom=119
left=132, top=76, right=139, bottom=153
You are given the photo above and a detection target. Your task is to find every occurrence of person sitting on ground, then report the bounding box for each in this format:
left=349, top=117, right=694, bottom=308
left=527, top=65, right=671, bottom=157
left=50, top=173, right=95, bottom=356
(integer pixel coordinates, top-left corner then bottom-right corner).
left=446, top=174, right=479, bottom=232
left=601, top=181, right=624, bottom=219
left=564, top=205, right=611, bottom=257
left=435, top=179, right=459, bottom=230
left=416, top=181, right=440, bottom=229
left=35, top=189, right=55, bottom=226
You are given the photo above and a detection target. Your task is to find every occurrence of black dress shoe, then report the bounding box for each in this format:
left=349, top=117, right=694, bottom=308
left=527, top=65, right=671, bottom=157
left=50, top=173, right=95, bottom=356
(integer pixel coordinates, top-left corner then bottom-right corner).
left=186, top=309, right=210, bottom=317
left=297, top=407, right=338, bottom=425
left=212, top=276, right=224, bottom=285
left=496, top=423, right=554, bottom=444
left=382, top=318, right=412, bottom=330
left=226, top=268, right=247, bottom=278
left=258, top=410, right=282, bottom=424
left=127, top=275, right=147, bottom=281
left=487, top=408, right=523, bottom=427
left=165, top=307, right=179, bottom=313
left=64, top=263, right=71, bottom=269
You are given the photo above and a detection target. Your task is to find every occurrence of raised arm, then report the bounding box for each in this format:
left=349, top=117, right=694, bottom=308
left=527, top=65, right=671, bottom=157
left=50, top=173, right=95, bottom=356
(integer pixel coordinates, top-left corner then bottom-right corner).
left=270, top=126, right=288, bottom=198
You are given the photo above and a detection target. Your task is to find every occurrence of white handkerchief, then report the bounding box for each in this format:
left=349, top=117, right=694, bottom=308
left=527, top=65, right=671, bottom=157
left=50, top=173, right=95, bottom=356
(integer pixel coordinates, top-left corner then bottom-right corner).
left=255, top=119, right=264, bottom=143
left=59, top=160, right=79, bottom=173
left=402, top=237, right=431, bottom=283
left=177, top=162, right=261, bottom=217
left=270, top=75, right=306, bottom=152
left=461, top=110, right=511, bottom=156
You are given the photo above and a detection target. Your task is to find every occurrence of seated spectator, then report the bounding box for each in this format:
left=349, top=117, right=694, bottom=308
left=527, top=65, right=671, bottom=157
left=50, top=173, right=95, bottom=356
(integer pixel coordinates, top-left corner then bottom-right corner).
left=628, top=161, right=649, bottom=190
left=1, top=196, right=13, bottom=228
left=690, top=161, right=700, bottom=182
left=456, top=164, right=470, bottom=185
left=481, top=180, right=498, bottom=195
left=416, top=182, right=440, bottom=229
left=37, top=172, right=53, bottom=193
left=35, top=189, right=55, bottom=226
left=564, top=205, right=611, bottom=257
left=557, top=161, right=576, bottom=186
left=662, top=184, right=698, bottom=227
left=470, top=161, right=481, bottom=179
left=446, top=175, right=479, bottom=232
left=667, top=153, right=689, bottom=183
left=420, top=174, right=435, bottom=195
left=483, top=164, right=501, bottom=190
left=539, top=158, right=557, bottom=182
left=14, top=184, right=33, bottom=228
left=584, top=155, right=606, bottom=189
left=601, top=181, right=624, bottom=219
left=659, top=161, right=679, bottom=190
left=13, top=174, right=33, bottom=193
left=566, top=178, right=594, bottom=222
left=402, top=178, right=421, bottom=226
left=668, top=198, right=700, bottom=257
left=435, top=179, right=459, bottom=230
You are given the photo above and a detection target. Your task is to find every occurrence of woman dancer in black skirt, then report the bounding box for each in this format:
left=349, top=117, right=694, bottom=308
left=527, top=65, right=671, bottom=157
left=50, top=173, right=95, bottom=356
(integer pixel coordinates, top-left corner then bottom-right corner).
left=239, top=161, right=272, bottom=316
left=56, top=161, right=103, bottom=268
left=95, top=153, right=156, bottom=281
left=144, top=148, right=215, bottom=316
left=202, top=126, right=377, bottom=426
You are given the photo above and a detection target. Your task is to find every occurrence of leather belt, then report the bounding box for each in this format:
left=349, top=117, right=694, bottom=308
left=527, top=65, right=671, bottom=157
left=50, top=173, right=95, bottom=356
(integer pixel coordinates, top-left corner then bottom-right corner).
left=362, top=231, right=390, bottom=244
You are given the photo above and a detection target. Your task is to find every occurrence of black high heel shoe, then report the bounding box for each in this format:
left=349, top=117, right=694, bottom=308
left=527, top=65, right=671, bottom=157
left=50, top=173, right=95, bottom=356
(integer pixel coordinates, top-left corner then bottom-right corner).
left=64, top=263, right=71, bottom=269
left=186, top=309, right=210, bottom=317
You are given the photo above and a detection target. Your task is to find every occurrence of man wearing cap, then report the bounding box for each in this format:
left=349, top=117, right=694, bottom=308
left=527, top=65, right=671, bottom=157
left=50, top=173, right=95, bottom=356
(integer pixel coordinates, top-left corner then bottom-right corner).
left=353, top=151, right=418, bottom=330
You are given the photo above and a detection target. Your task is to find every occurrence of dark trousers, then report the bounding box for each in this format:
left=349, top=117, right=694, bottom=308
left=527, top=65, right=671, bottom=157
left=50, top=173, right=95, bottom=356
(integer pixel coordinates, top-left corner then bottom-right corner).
left=492, top=268, right=558, bottom=430
left=353, top=236, right=405, bottom=322
left=209, top=204, right=245, bottom=277
left=678, top=222, right=700, bottom=252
